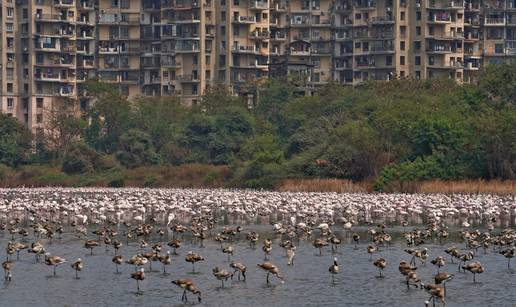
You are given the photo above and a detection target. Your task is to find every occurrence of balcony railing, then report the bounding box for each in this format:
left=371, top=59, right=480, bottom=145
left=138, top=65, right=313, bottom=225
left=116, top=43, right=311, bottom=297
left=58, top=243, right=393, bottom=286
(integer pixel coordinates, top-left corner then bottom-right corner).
left=232, top=45, right=257, bottom=53
left=369, top=16, right=394, bottom=24
left=176, top=75, right=199, bottom=82
left=54, top=0, right=74, bottom=7
left=250, top=1, right=268, bottom=9
left=485, top=17, right=505, bottom=25
left=234, top=16, right=256, bottom=23
left=290, top=49, right=311, bottom=56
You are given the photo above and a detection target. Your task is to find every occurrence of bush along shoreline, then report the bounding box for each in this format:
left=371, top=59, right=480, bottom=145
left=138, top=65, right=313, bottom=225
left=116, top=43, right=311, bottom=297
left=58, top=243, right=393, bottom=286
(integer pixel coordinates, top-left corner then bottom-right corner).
left=1, top=65, right=515, bottom=193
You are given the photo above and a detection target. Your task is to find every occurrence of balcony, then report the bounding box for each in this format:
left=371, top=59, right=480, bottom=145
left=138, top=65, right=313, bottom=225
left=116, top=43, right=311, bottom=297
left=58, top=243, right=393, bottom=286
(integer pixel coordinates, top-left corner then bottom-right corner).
left=484, top=17, right=505, bottom=25
left=427, top=1, right=465, bottom=10
left=57, top=86, right=75, bottom=97
left=426, top=45, right=455, bottom=53
left=250, top=30, right=270, bottom=40
left=232, top=45, right=258, bottom=54
left=507, top=17, right=516, bottom=25
left=161, top=59, right=182, bottom=68
left=78, top=1, right=95, bottom=10
left=271, top=33, right=287, bottom=41
left=427, top=31, right=465, bottom=40
left=428, top=14, right=452, bottom=23
left=233, top=16, right=256, bottom=24
left=80, top=59, right=95, bottom=68
left=176, top=75, right=200, bottom=82
left=161, top=1, right=201, bottom=10
left=368, top=16, right=394, bottom=25
left=54, top=0, right=74, bottom=7
left=290, top=49, right=311, bottom=56
left=99, top=46, right=120, bottom=54
left=35, top=13, right=73, bottom=23
left=464, top=61, right=480, bottom=70
left=250, top=1, right=269, bottom=9
left=34, top=72, right=70, bottom=82
left=355, top=0, right=376, bottom=9
left=174, top=15, right=201, bottom=24
left=175, top=44, right=200, bottom=53
left=311, top=48, right=332, bottom=55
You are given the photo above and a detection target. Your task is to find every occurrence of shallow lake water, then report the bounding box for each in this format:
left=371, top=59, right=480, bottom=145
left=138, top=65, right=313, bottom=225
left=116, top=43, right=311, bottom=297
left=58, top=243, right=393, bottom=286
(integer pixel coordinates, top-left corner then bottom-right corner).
left=1, top=226, right=515, bottom=307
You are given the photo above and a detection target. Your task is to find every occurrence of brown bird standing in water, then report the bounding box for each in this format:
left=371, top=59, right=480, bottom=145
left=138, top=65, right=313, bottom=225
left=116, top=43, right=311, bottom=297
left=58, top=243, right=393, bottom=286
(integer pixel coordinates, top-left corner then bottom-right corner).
left=112, top=255, right=123, bottom=273
left=373, top=258, right=387, bottom=278
left=212, top=266, right=231, bottom=287
left=185, top=251, right=204, bottom=272
left=423, top=284, right=446, bottom=307
left=431, top=256, right=446, bottom=273
left=462, top=262, right=484, bottom=282
left=44, top=254, right=67, bottom=276
left=71, top=258, right=84, bottom=279
left=172, top=279, right=202, bottom=303
left=257, top=262, right=284, bottom=285
left=131, top=267, right=145, bottom=293
left=230, top=261, right=246, bottom=281
left=2, top=260, right=13, bottom=281
left=84, top=240, right=100, bottom=255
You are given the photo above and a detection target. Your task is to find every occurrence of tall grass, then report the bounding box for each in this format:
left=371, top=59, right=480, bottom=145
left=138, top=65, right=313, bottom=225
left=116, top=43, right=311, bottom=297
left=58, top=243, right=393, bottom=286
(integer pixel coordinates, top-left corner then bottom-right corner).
left=277, top=178, right=370, bottom=193
left=418, top=180, right=516, bottom=195
left=278, top=178, right=516, bottom=195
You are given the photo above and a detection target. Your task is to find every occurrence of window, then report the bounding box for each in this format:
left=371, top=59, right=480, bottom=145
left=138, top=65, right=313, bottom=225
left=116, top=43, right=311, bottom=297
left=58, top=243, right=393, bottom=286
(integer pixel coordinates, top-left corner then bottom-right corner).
left=495, top=44, right=504, bottom=54
left=221, top=0, right=225, bottom=6
left=400, top=56, right=405, bottom=65
left=7, top=7, right=14, bottom=18
left=416, top=26, right=421, bottom=36
left=7, top=98, right=14, bottom=109
left=428, top=55, right=434, bottom=65
left=7, top=37, right=14, bottom=49
left=233, top=26, right=239, bottom=36
left=400, top=41, right=405, bottom=51
left=37, top=98, right=44, bottom=108
left=414, top=41, right=421, bottom=51
left=6, top=23, right=13, bottom=32
left=37, top=114, right=43, bottom=124
left=416, top=12, right=421, bottom=20
left=400, top=71, right=405, bottom=78
left=415, top=56, right=421, bottom=65
left=121, top=0, right=130, bottom=9
left=355, top=13, right=361, bottom=20
left=415, top=71, right=421, bottom=79
left=386, top=56, right=392, bottom=66
left=6, top=69, right=14, bottom=80
left=23, top=8, right=28, bottom=19
left=7, top=83, right=13, bottom=94
left=400, top=12, right=405, bottom=21
left=233, top=0, right=239, bottom=5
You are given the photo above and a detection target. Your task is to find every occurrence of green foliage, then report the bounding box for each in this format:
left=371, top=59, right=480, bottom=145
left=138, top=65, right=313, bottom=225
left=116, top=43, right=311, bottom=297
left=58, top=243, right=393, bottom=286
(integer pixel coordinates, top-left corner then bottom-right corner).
left=116, top=129, right=161, bottom=168
left=62, top=142, right=97, bottom=174
left=0, top=114, right=33, bottom=167
left=5, top=64, right=516, bottom=189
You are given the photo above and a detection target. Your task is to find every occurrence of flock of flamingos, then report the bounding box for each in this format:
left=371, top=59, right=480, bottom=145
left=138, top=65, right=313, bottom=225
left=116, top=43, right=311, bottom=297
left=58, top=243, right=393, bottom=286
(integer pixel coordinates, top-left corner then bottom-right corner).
left=1, top=188, right=515, bottom=306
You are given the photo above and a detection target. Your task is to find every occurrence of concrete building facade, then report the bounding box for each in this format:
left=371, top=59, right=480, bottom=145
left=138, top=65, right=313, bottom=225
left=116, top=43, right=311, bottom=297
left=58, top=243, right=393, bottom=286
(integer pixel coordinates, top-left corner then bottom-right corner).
left=1, top=0, right=516, bottom=132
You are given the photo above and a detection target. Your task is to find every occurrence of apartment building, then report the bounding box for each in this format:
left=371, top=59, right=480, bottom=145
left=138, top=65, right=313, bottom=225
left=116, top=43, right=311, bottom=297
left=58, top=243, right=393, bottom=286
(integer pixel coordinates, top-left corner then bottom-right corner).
left=1, top=0, right=516, bottom=132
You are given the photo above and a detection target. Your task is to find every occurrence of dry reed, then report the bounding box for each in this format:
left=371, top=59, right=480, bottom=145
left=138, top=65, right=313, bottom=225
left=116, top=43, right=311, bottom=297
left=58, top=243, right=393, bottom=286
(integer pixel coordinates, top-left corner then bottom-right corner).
left=277, top=178, right=370, bottom=193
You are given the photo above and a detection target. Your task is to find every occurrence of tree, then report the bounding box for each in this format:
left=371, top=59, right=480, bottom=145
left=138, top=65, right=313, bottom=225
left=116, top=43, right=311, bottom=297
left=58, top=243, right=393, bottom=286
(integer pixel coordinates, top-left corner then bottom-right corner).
left=479, top=63, right=516, bottom=105
left=115, top=129, right=160, bottom=168
left=43, top=99, right=86, bottom=160
left=0, top=114, right=32, bottom=166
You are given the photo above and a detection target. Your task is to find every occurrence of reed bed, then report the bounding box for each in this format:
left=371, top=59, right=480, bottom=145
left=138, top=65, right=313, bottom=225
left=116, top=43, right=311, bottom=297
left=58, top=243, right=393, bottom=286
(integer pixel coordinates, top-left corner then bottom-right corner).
left=277, top=178, right=370, bottom=193
left=418, top=180, right=516, bottom=195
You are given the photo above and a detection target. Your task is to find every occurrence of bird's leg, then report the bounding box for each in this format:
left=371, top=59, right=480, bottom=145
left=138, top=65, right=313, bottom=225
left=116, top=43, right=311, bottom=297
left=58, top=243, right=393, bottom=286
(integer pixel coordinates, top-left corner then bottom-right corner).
left=115, top=263, right=119, bottom=273
left=332, top=274, right=335, bottom=284
left=221, top=280, right=224, bottom=288
left=91, top=248, right=93, bottom=255
left=266, top=272, right=270, bottom=285
left=192, top=262, right=195, bottom=273
left=319, top=248, right=322, bottom=256
left=53, top=265, right=57, bottom=276
left=473, top=273, right=476, bottom=283
left=242, top=271, right=246, bottom=281
left=137, top=280, right=140, bottom=292
left=17, top=250, right=20, bottom=260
